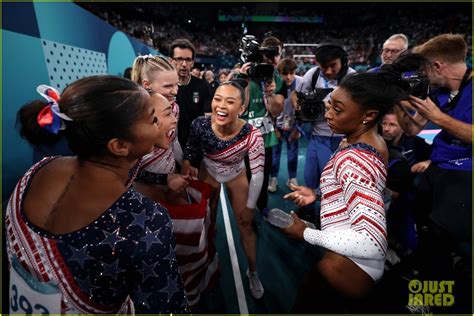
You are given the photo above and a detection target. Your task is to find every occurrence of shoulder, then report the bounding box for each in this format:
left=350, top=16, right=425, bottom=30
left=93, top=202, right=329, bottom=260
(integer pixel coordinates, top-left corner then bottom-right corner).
left=334, top=146, right=385, bottom=172
left=302, top=66, right=318, bottom=80
left=128, top=189, right=173, bottom=231
left=27, top=156, right=75, bottom=187
left=191, top=115, right=209, bottom=127
left=367, top=66, right=380, bottom=73
left=192, top=76, right=211, bottom=89
left=346, top=67, right=357, bottom=75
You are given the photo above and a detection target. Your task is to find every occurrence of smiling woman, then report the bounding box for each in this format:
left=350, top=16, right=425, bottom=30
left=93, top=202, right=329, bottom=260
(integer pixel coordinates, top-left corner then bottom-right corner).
left=7, top=75, right=189, bottom=314
left=181, top=81, right=266, bottom=299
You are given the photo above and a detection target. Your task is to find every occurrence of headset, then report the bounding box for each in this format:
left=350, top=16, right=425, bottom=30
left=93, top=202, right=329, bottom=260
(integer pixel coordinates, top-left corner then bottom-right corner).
left=313, top=42, right=349, bottom=82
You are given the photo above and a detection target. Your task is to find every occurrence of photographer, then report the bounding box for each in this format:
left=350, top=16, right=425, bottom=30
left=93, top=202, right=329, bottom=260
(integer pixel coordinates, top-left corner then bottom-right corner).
left=268, top=58, right=304, bottom=192
left=396, top=34, right=471, bottom=311
left=298, top=43, right=356, bottom=221
left=238, top=35, right=287, bottom=212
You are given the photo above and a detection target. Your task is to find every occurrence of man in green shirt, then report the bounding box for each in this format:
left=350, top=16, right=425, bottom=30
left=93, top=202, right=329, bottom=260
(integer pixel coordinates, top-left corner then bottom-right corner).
left=239, top=35, right=287, bottom=211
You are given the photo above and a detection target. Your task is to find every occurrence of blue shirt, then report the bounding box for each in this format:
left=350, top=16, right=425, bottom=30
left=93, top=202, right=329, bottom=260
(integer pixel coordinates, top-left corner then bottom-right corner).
left=430, top=79, right=472, bottom=171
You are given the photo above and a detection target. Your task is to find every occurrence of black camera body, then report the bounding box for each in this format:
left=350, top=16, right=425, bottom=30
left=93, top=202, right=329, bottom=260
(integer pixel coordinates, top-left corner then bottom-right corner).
left=400, top=72, right=430, bottom=99
left=296, top=88, right=333, bottom=122
left=239, top=35, right=277, bottom=82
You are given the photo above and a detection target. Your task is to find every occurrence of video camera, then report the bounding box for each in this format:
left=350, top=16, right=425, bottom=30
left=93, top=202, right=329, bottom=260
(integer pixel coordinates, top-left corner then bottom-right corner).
left=239, top=35, right=278, bottom=82
left=295, top=88, right=333, bottom=122
left=400, top=72, right=430, bottom=100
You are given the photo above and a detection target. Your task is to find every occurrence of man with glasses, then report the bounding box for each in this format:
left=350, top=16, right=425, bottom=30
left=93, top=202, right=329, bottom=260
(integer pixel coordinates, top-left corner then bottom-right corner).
left=170, top=38, right=212, bottom=147
left=369, top=33, right=409, bottom=73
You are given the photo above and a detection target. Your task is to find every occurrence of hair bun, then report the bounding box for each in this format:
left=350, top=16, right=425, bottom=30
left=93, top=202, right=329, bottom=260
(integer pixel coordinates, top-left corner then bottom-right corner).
left=230, top=78, right=248, bottom=89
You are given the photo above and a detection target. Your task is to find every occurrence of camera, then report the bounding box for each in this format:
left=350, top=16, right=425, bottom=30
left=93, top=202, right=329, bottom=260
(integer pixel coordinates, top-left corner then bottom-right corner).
left=400, top=72, right=430, bottom=100
left=239, top=35, right=278, bottom=82
left=295, top=88, right=333, bottom=122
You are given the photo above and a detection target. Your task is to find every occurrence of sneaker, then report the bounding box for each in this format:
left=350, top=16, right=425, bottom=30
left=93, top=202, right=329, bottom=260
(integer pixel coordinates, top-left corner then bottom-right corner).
left=247, top=269, right=264, bottom=299
left=287, top=178, right=298, bottom=190
left=267, top=177, right=278, bottom=192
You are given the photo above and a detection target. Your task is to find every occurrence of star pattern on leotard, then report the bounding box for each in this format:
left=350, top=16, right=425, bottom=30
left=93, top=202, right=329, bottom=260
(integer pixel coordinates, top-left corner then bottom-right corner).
left=160, top=275, right=181, bottom=301
left=139, top=228, right=162, bottom=251
left=101, top=260, right=124, bottom=280
left=100, top=228, right=126, bottom=251
left=69, top=245, right=95, bottom=269
left=76, top=275, right=101, bottom=294
left=141, top=260, right=159, bottom=282
left=130, top=208, right=149, bottom=229
left=135, top=284, right=152, bottom=309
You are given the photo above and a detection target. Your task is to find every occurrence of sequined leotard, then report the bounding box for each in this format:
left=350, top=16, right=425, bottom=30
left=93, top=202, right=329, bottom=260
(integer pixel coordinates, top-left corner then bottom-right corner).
left=184, top=116, right=265, bottom=209
left=303, top=143, right=387, bottom=281
left=5, top=157, right=189, bottom=314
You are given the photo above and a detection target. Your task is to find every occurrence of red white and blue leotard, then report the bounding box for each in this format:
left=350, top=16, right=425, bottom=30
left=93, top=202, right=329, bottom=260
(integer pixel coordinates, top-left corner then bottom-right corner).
left=303, top=143, right=388, bottom=281
left=184, top=116, right=265, bottom=209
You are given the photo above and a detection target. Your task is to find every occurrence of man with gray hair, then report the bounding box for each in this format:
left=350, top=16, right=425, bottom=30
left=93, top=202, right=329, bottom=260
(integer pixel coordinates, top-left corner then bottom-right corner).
left=369, top=33, right=409, bottom=72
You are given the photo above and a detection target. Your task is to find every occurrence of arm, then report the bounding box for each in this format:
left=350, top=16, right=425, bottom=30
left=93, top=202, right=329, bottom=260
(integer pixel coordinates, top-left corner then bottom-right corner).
left=182, top=119, right=204, bottom=170
left=286, top=151, right=387, bottom=260
left=394, top=101, right=428, bottom=136
left=408, top=95, right=472, bottom=144
left=135, top=170, right=168, bottom=185
left=263, top=80, right=284, bottom=118
left=172, top=138, right=183, bottom=165
left=246, top=128, right=265, bottom=209
left=130, top=204, right=190, bottom=313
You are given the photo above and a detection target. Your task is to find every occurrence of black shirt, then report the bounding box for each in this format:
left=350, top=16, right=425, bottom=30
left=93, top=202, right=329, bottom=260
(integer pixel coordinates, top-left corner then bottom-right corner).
left=176, top=76, right=212, bottom=147
left=388, top=134, right=432, bottom=167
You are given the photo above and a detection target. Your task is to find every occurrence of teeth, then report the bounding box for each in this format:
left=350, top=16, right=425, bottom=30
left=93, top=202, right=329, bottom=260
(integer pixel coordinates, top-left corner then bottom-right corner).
left=217, top=111, right=228, bottom=116
left=167, top=129, right=175, bottom=137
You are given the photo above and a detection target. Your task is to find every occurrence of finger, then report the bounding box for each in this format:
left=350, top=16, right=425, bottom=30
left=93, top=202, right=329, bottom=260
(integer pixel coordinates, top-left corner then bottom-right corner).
left=289, top=183, right=301, bottom=190
left=290, top=211, right=300, bottom=220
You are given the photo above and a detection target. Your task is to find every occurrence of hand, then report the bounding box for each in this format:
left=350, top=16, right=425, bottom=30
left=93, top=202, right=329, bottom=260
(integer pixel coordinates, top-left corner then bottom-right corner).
left=167, top=174, right=190, bottom=193
left=239, top=62, right=253, bottom=77
left=283, top=184, right=317, bottom=207
left=408, top=96, right=443, bottom=124
left=263, top=80, right=276, bottom=96
left=411, top=160, right=431, bottom=173
left=274, top=128, right=282, bottom=140
left=281, top=211, right=309, bottom=240
left=181, top=160, right=199, bottom=178
left=288, top=128, right=301, bottom=142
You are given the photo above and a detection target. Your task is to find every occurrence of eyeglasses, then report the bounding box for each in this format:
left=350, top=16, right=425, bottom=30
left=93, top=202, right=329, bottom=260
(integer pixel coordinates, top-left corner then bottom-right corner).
left=381, top=48, right=404, bottom=54
left=172, top=57, right=193, bottom=64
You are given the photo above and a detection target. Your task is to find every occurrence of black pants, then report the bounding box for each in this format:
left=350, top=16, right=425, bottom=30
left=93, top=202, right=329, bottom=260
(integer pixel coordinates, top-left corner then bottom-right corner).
left=245, top=146, right=272, bottom=212
left=409, top=164, right=472, bottom=313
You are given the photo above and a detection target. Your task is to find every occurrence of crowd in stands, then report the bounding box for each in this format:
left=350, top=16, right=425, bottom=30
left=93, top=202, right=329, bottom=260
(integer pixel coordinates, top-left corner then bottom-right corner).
left=80, top=3, right=471, bottom=76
